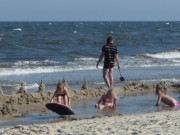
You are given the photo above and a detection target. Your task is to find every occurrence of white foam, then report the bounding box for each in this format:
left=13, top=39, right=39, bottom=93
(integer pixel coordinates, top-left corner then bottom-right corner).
left=145, top=50, right=180, bottom=59
left=0, top=38, right=2, bottom=40
left=25, top=83, right=39, bottom=90
left=140, top=78, right=180, bottom=83
left=122, top=63, right=180, bottom=68
left=0, top=65, right=101, bottom=76
left=13, top=28, right=22, bottom=31
left=94, top=82, right=105, bottom=85
left=172, top=59, right=180, bottom=63
left=43, top=59, right=59, bottom=64
left=74, top=57, right=98, bottom=62
left=73, top=31, right=78, bottom=34
left=14, top=60, right=60, bottom=66
left=166, top=22, right=170, bottom=25
left=14, top=60, right=41, bottom=66
left=49, top=23, right=52, bottom=25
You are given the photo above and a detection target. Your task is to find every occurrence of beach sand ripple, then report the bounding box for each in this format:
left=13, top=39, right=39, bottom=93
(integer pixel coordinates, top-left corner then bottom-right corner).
left=0, top=110, right=180, bottom=135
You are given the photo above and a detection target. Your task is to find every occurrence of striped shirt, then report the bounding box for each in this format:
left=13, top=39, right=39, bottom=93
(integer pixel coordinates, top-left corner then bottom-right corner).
left=102, top=44, right=117, bottom=68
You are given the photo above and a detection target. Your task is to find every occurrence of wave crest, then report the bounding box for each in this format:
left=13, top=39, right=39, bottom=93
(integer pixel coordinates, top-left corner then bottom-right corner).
left=142, top=50, right=180, bottom=59
left=13, top=28, right=22, bottom=31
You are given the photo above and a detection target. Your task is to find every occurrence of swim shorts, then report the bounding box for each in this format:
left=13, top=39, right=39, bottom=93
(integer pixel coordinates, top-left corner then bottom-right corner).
left=104, top=64, right=114, bottom=69
left=172, top=102, right=179, bottom=107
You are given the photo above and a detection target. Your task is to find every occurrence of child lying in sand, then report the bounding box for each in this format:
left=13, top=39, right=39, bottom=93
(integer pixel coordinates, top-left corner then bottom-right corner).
left=50, top=82, right=71, bottom=108
left=95, top=88, right=117, bottom=109
left=155, top=84, right=179, bottom=108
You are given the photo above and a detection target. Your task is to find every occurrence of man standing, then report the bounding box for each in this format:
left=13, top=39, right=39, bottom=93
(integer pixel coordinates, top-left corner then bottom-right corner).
left=96, top=36, right=120, bottom=88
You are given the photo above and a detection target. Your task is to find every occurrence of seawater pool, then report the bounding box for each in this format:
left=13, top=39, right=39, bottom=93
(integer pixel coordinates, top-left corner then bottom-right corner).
left=0, top=92, right=179, bottom=128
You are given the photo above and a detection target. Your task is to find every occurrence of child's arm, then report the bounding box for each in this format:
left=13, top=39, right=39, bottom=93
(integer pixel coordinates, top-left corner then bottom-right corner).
left=113, top=97, right=117, bottom=107
left=50, top=91, right=56, bottom=103
left=115, top=54, right=120, bottom=69
left=156, top=95, right=162, bottom=106
left=64, top=88, right=71, bottom=107
left=95, top=95, right=104, bottom=107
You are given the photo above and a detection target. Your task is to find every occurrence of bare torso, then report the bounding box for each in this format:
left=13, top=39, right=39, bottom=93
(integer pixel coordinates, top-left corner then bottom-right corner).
left=161, top=93, right=177, bottom=106
left=102, top=95, right=115, bottom=107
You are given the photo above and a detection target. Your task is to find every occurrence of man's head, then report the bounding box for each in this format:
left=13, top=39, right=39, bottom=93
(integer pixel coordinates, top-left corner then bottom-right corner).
left=107, top=36, right=113, bottom=44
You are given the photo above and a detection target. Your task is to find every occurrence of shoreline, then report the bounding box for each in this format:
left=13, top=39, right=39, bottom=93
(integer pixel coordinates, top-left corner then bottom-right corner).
left=0, top=109, right=180, bottom=134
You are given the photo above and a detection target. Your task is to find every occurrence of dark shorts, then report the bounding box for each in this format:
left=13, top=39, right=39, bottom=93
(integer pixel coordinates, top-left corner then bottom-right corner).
left=104, top=64, right=114, bottom=69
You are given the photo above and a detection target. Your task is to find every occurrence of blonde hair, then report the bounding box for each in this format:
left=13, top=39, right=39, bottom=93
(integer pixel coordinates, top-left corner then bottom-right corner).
left=107, top=87, right=115, bottom=97
left=57, top=82, right=64, bottom=90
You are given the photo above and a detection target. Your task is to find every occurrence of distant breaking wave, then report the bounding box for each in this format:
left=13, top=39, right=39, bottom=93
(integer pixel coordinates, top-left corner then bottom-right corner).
left=0, top=65, right=101, bottom=76
left=141, top=50, right=180, bottom=59
left=13, top=28, right=22, bottom=31
left=74, top=57, right=98, bottom=62
left=1, top=49, right=180, bottom=76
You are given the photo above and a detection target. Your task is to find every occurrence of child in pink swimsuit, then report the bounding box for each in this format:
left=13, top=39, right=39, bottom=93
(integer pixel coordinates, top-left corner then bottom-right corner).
left=95, top=88, right=117, bottom=109
left=155, top=84, right=179, bottom=108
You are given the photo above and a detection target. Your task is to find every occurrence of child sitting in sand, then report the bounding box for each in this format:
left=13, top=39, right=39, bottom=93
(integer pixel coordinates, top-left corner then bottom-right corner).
left=50, top=82, right=71, bottom=108
left=95, top=88, right=117, bottom=109
left=155, top=84, right=179, bottom=108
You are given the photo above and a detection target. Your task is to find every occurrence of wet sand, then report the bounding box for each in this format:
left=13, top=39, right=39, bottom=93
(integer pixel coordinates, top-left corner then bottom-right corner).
left=0, top=110, right=180, bottom=135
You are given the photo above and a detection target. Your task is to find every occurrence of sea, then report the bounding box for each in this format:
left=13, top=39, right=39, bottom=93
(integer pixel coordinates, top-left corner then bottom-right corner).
left=0, top=21, right=180, bottom=94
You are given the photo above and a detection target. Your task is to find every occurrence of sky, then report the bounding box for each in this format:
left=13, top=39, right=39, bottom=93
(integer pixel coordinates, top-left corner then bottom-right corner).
left=0, top=0, right=180, bottom=21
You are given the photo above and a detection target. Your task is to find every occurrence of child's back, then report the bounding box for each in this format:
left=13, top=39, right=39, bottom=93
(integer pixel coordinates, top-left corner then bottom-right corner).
left=160, top=92, right=178, bottom=106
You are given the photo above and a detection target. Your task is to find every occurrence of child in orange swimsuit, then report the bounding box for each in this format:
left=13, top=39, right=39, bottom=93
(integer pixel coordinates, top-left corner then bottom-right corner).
left=95, top=88, right=117, bottom=109
left=155, top=84, right=179, bottom=108
left=50, top=82, right=71, bottom=108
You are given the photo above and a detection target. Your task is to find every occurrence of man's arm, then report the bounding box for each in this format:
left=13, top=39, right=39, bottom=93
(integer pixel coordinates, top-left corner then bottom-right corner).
left=96, top=52, right=104, bottom=68
left=115, top=53, right=120, bottom=69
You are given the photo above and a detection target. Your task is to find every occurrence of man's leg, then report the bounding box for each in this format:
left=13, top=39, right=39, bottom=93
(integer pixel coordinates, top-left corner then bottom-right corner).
left=103, top=68, right=110, bottom=88
left=109, top=68, right=114, bottom=87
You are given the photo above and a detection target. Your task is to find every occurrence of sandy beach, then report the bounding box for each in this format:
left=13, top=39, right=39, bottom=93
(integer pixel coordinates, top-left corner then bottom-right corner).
left=0, top=109, right=180, bottom=135
left=0, top=82, right=180, bottom=134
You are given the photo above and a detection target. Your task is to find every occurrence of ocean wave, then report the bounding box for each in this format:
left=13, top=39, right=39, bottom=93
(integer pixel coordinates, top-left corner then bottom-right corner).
left=73, top=31, right=78, bottom=34
left=172, top=59, right=180, bottom=63
left=127, top=78, right=180, bottom=84
left=14, top=60, right=60, bottom=67
left=141, top=50, right=180, bottom=59
left=74, top=58, right=98, bottom=62
left=120, top=53, right=180, bottom=68
left=123, top=63, right=180, bottom=68
left=24, top=83, right=39, bottom=90
left=0, top=65, right=101, bottom=76
left=13, top=28, right=22, bottom=31
left=1, top=60, right=180, bottom=76
left=1, top=56, right=180, bottom=76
